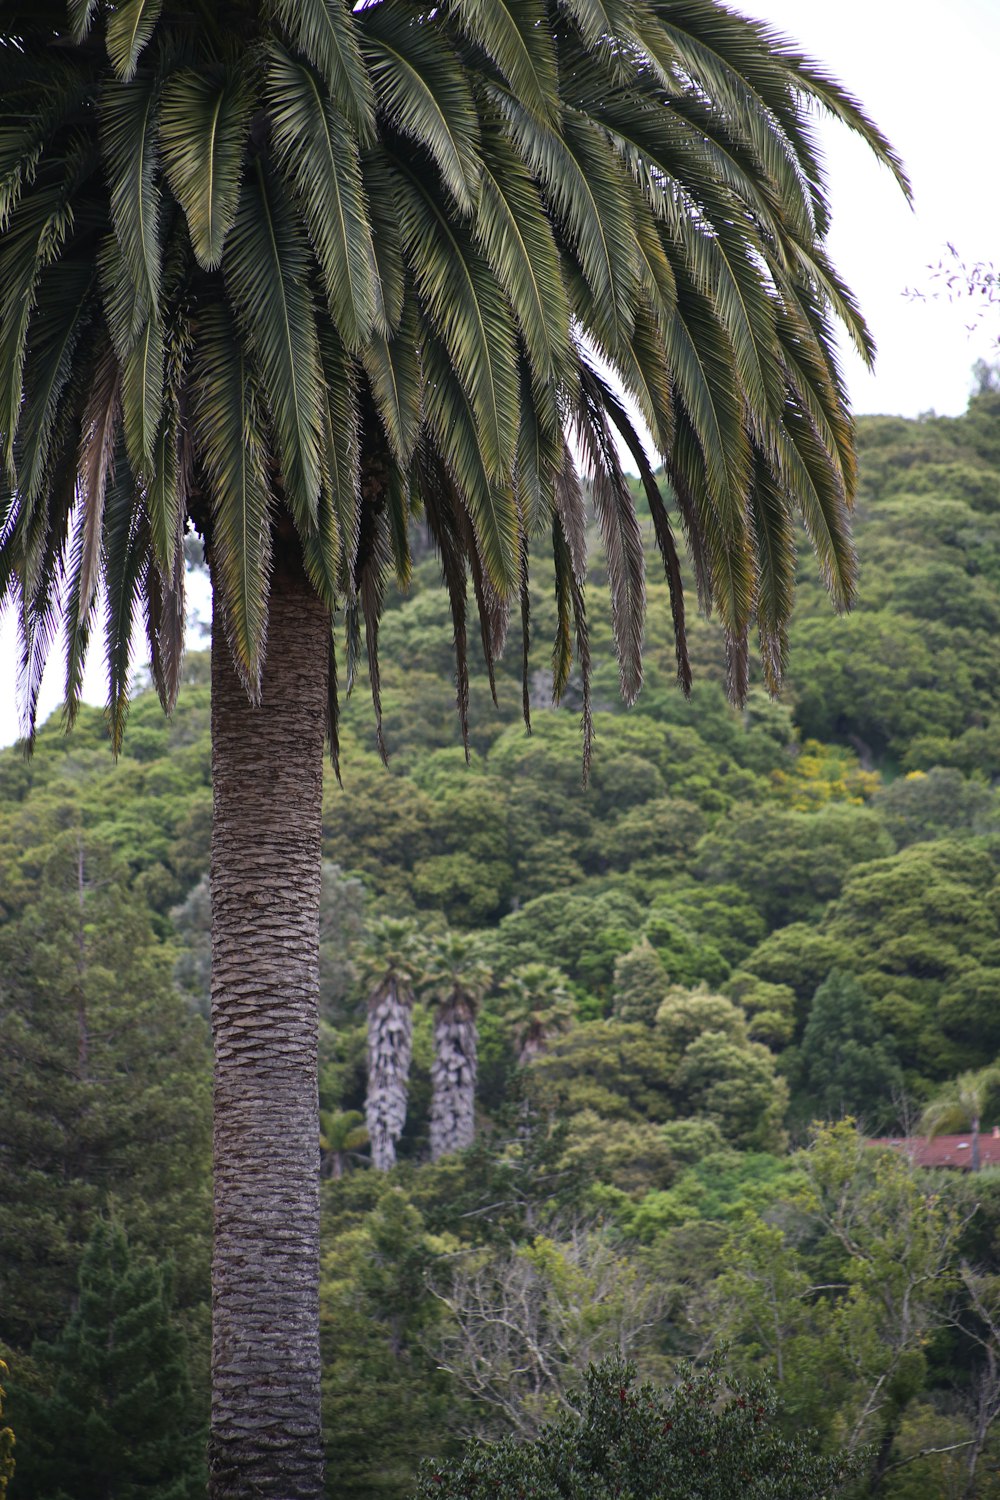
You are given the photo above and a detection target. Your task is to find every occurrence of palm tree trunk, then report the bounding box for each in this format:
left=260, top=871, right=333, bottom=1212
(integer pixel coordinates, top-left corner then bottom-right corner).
left=429, top=998, right=477, bottom=1161
left=209, top=544, right=328, bottom=1499
left=366, top=980, right=413, bottom=1171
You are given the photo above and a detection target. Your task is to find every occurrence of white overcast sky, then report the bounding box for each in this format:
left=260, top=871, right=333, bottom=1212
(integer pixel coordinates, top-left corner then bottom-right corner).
left=2, top=0, right=998, bottom=750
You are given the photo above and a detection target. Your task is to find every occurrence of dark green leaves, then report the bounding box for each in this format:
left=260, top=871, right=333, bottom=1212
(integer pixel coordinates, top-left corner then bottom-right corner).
left=160, top=63, right=251, bottom=270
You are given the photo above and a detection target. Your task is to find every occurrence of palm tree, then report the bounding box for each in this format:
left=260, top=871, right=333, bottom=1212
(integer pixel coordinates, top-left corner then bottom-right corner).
left=0, top=1, right=909, bottom=1492
left=921, top=1067, right=1000, bottom=1173
left=501, top=963, right=576, bottom=1068
left=359, top=917, right=422, bottom=1172
left=319, top=1109, right=369, bottom=1181
left=422, top=932, right=492, bottom=1161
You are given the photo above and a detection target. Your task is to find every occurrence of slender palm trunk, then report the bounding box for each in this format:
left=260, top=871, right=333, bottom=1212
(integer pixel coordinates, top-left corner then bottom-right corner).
left=209, top=545, right=328, bottom=1499
left=366, top=980, right=413, bottom=1171
left=429, top=996, right=477, bottom=1161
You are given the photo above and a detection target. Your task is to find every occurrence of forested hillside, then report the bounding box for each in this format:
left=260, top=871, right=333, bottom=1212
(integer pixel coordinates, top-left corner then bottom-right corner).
left=4, top=392, right=1000, bottom=1496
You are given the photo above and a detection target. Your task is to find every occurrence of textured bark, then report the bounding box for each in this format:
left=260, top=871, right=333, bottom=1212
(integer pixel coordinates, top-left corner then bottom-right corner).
left=429, top=997, right=478, bottom=1161
left=366, top=979, right=413, bottom=1171
left=209, top=548, right=328, bottom=1499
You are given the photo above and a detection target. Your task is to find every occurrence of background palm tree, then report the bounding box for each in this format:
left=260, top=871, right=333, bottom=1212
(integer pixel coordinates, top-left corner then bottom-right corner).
left=921, top=1067, right=1000, bottom=1173
left=0, top=1, right=909, bottom=1492
left=319, top=1109, right=369, bottom=1181
left=422, top=932, right=492, bottom=1161
left=501, top=963, right=577, bottom=1068
left=359, top=917, right=422, bottom=1172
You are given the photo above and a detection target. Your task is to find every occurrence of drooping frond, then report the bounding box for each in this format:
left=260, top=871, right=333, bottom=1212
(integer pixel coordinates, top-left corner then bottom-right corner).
left=361, top=3, right=482, bottom=214
left=574, top=360, right=645, bottom=704
left=388, top=153, right=519, bottom=485
left=595, top=369, right=691, bottom=694
left=267, top=45, right=379, bottom=352
left=105, top=0, right=162, bottom=82
left=417, top=437, right=471, bottom=754
left=225, top=160, right=325, bottom=531
left=447, top=0, right=559, bottom=124
left=101, top=442, right=148, bottom=751
left=191, top=302, right=272, bottom=694
left=159, top=61, right=251, bottom=270
left=77, top=339, right=122, bottom=618
left=270, top=0, right=376, bottom=144
left=421, top=327, right=520, bottom=599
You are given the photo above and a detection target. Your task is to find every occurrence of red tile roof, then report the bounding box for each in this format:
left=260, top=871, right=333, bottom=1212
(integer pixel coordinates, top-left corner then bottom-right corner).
left=868, top=1134, right=1000, bottom=1169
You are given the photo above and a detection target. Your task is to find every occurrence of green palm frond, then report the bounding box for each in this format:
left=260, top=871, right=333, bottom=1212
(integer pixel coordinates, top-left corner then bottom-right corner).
left=14, top=262, right=94, bottom=507
left=448, top=0, right=558, bottom=124
left=360, top=296, right=423, bottom=469
left=389, top=154, right=519, bottom=484
left=501, top=96, right=639, bottom=350
left=748, top=452, right=795, bottom=695
left=354, top=497, right=393, bottom=761
left=77, top=340, right=122, bottom=619
left=0, top=167, right=79, bottom=478
left=361, top=4, right=482, bottom=214
left=105, top=0, right=162, bottom=82
left=225, top=161, right=325, bottom=531
left=121, top=307, right=164, bottom=472
left=100, top=69, right=162, bottom=307
left=191, top=303, right=272, bottom=694
left=101, top=444, right=148, bottom=751
left=159, top=61, right=251, bottom=270
left=145, top=514, right=185, bottom=715
left=314, top=321, right=359, bottom=593
left=267, top=46, right=379, bottom=352
left=575, top=360, right=645, bottom=705
left=476, top=121, right=573, bottom=399
left=270, top=0, right=376, bottom=144
left=417, top=438, right=471, bottom=753
left=421, top=328, right=520, bottom=599
left=594, top=368, right=691, bottom=694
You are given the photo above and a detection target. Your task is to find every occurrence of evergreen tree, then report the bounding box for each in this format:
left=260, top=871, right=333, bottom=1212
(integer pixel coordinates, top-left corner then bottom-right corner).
left=413, top=1353, right=860, bottom=1500
left=0, top=833, right=211, bottom=1350
left=796, top=970, right=901, bottom=1127
left=9, top=1220, right=205, bottom=1500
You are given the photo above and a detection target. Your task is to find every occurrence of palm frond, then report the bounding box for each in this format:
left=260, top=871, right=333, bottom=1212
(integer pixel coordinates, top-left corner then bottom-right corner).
left=315, top=319, right=360, bottom=591
left=417, top=437, right=470, bottom=755
left=748, top=450, right=795, bottom=695
left=389, top=154, right=519, bottom=484
left=225, top=160, right=325, bottom=531
left=101, top=68, right=162, bottom=305
left=270, top=0, right=376, bottom=144
left=77, top=339, right=122, bottom=619
left=422, top=329, right=520, bottom=599
left=102, top=444, right=149, bottom=752
left=159, top=61, right=251, bottom=270
left=448, top=0, right=558, bottom=124
left=0, top=171, right=77, bottom=478
left=361, top=4, right=481, bottom=213
left=105, top=0, right=162, bottom=82
left=191, top=302, right=272, bottom=694
left=121, top=307, right=164, bottom=472
left=354, top=496, right=393, bottom=762
left=145, top=518, right=185, bottom=715
left=360, top=294, right=422, bottom=469
left=476, top=120, right=573, bottom=400
left=499, top=95, right=638, bottom=350
left=14, top=262, right=94, bottom=506
left=596, top=370, right=691, bottom=694
left=267, top=45, right=379, bottom=351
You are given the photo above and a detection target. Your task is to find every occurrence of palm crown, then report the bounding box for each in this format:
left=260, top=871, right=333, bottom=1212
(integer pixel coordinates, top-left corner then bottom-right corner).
left=2, top=0, right=908, bottom=761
